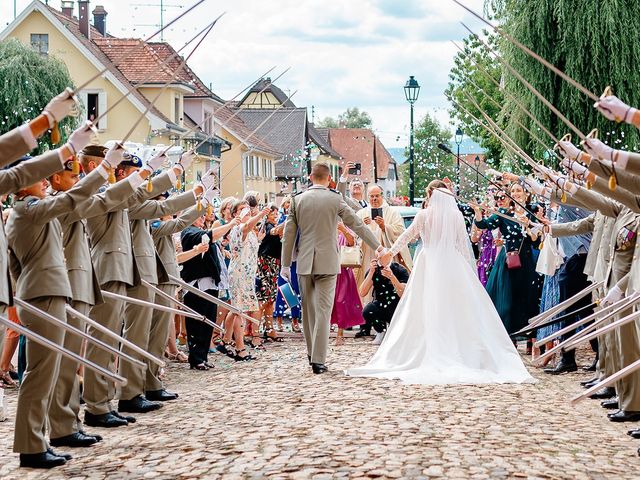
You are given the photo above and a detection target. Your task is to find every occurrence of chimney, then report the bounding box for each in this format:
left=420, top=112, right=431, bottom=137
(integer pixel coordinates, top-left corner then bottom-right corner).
left=61, top=1, right=74, bottom=17
left=92, top=5, right=107, bottom=36
left=78, top=1, right=90, bottom=39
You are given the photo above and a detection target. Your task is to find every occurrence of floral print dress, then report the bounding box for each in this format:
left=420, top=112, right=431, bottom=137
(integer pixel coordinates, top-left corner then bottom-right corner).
left=228, top=225, right=260, bottom=313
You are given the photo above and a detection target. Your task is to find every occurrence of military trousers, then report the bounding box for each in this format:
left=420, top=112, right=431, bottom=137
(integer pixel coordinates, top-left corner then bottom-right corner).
left=48, top=300, right=90, bottom=439
left=14, top=296, right=66, bottom=454
left=84, top=281, right=127, bottom=415
left=118, top=283, right=155, bottom=401
left=298, top=274, right=337, bottom=365
left=615, top=317, right=640, bottom=411
left=146, top=283, right=175, bottom=392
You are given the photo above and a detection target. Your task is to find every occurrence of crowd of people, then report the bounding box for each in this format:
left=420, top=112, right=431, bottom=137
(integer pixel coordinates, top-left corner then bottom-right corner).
left=3, top=85, right=640, bottom=468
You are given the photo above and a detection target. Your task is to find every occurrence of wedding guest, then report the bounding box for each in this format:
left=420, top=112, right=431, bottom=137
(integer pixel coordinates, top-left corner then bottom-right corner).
left=257, top=205, right=284, bottom=342
left=473, top=182, right=541, bottom=337
left=358, top=258, right=409, bottom=344
left=331, top=223, right=363, bottom=346
left=274, top=196, right=301, bottom=333
left=210, top=197, right=236, bottom=340
left=354, top=185, right=412, bottom=327
left=337, top=163, right=368, bottom=212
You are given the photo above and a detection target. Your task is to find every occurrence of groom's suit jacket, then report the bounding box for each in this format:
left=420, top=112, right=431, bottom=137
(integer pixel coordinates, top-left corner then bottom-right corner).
left=282, top=185, right=380, bottom=276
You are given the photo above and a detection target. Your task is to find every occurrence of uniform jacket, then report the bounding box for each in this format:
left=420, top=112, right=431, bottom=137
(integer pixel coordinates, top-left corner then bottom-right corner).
left=0, top=125, right=34, bottom=168
left=6, top=165, right=106, bottom=301
left=282, top=185, right=380, bottom=275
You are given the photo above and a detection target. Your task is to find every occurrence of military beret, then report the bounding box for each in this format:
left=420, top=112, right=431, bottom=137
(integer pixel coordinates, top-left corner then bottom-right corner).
left=80, top=145, right=107, bottom=158
left=62, top=157, right=83, bottom=173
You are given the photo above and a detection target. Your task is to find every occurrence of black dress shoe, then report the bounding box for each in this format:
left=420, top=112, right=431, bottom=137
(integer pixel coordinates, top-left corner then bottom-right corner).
left=311, top=363, right=328, bottom=374
left=79, top=430, right=102, bottom=442
left=544, top=360, right=578, bottom=375
left=589, top=387, right=616, bottom=399
left=583, top=358, right=598, bottom=372
left=111, top=410, right=136, bottom=424
left=583, top=379, right=600, bottom=389
left=47, top=448, right=72, bottom=461
left=581, top=377, right=599, bottom=387
left=50, top=432, right=99, bottom=448
left=118, top=395, right=163, bottom=413
left=354, top=330, right=371, bottom=339
left=601, top=399, right=619, bottom=410
left=628, top=429, right=640, bottom=439
left=145, top=389, right=179, bottom=402
left=608, top=410, right=640, bottom=422
left=19, top=451, right=67, bottom=469
left=84, top=411, right=128, bottom=428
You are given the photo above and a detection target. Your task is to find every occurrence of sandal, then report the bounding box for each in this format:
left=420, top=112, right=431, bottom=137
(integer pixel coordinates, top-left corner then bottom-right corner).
left=216, top=341, right=236, bottom=358
left=0, top=370, right=17, bottom=388
left=234, top=349, right=256, bottom=362
left=249, top=338, right=266, bottom=351
left=291, top=321, right=301, bottom=333
left=264, top=330, right=284, bottom=343
left=166, top=352, right=188, bottom=363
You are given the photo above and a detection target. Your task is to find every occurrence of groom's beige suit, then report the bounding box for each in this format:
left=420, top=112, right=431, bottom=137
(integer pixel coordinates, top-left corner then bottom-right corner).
left=282, top=185, right=380, bottom=364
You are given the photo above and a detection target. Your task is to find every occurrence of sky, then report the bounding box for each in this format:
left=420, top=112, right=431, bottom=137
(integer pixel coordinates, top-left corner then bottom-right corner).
left=1, top=0, right=487, bottom=147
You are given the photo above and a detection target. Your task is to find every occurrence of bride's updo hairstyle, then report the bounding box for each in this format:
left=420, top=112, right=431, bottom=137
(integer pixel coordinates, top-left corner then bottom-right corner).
left=426, top=180, right=447, bottom=198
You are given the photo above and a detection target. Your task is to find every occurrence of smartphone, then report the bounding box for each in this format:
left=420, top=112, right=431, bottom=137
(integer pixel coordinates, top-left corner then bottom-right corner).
left=371, top=207, right=383, bottom=219
left=348, top=163, right=362, bottom=175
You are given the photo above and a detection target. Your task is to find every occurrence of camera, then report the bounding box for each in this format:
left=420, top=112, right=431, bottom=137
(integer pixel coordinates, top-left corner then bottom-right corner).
left=348, top=163, right=362, bottom=175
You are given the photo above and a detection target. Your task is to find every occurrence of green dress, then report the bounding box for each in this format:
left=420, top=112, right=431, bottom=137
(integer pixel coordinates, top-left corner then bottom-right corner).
left=474, top=209, right=540, bottom=335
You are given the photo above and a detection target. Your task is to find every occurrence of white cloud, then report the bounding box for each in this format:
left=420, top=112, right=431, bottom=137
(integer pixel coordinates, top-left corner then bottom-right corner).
left=1, top=0, right=487, bottom=145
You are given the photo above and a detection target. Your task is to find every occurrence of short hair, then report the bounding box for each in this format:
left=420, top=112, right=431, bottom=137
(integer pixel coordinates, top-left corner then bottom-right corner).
left=311, top=162, right=331, bottom=180
left=78, top=145, right=107, bottom=171
left=367, top=184, right=383, bottom=196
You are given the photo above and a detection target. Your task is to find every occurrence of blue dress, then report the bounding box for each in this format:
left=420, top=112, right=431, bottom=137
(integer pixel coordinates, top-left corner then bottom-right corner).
left=273, top=212, right=301, bottom=319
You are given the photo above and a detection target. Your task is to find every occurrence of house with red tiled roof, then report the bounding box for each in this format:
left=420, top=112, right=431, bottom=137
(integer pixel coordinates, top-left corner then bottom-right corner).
left=317, top=128, right=398, bottom=198
left=0, top=0, right=228, bottom=189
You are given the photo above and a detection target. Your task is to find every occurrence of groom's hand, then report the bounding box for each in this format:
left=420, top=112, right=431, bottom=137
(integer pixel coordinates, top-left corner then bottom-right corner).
left=280, top=266, right=292, bottom=284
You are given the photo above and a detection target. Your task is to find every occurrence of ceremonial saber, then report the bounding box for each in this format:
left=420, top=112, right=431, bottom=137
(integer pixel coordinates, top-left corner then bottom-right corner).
left=100, top=290, right=206, bottom=321
left=437, top=189, right=531, bottom=227
left=572, top=358, right=640, bottom=405
left=453, top=40, right=561, bottom=145
left=534, top=293, right=638, bottom=347
left=516, top=281, right=603, bottom=335
left=451, top=0, right=600, bottom=102
left=168, top=274, right=260, bottom=325
left=0, top=314, right=126, bottom=386
left=121, top=14, right=224, bottom=145
left=564, top=309, right=640, bottom=351
left=141, top=279, right=224, bottom=332
left=65, top=305, right=165, bottom=367
left=534, top=294, right=640, bottom=365
left=95, top=17, right=224, bottom=124
left=462, top=23, right=588, bottom=142
left=74, top=0, right=206, bottom=92
left=511, top=301, right=598, bottom=338
left=13, top=298, right=145, bottom=369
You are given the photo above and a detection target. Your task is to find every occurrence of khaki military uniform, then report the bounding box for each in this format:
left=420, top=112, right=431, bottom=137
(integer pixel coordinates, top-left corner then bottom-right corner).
left=282, top=186, right=380, bottom=364
left=147, top=205, right=200, bottom=391
left=118, top=191, right=196, bottom=401
left=84, top=172, right=173, bottom=415
left=0, top=124, right=37, bottom=168
left=6, top=165, right=106, bottom=454
left=48, top=176, right=139, bottom=438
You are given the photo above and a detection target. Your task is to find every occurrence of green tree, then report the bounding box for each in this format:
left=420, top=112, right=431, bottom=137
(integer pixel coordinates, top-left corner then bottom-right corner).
left=398, top=113, right=453, bottom=198
left=485, top=0, right=640, bottom=165
left=0, top=38, right=77, bottom=154
left=445, top=33, right=505, bottom=168
left=316, top=107, right=372, bottom=129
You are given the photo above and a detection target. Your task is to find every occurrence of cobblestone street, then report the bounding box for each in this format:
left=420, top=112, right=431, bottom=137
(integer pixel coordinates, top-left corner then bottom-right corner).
left=0, top=337, right=638, bottom=479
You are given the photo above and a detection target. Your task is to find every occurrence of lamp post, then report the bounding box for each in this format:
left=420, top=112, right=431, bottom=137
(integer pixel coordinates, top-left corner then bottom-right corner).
left=454, top=127, right=463, bottom=195
left=404, top=75, right=420, bottom=206
left=474, top=155, right=481, bottom=195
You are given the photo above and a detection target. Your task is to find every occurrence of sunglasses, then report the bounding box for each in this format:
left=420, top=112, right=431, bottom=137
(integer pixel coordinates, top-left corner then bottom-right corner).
left=495, top=195, right=506, bottom=200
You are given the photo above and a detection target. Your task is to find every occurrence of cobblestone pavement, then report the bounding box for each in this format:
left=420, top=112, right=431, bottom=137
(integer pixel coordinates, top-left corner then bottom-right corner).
left=0, top=337, right=638, bottom=479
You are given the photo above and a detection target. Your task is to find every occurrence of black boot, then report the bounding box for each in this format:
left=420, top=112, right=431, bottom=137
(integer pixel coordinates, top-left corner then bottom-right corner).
left=19, top=451, right=66, bottom=469
left=544, top=350, right=577, bottom=375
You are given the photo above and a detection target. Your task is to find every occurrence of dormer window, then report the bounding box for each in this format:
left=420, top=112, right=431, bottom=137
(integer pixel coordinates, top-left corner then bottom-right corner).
left=30, top=33, right=49, bottom=55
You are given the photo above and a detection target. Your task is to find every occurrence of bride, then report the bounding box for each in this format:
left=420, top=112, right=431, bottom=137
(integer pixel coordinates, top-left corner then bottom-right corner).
left=346, top=184, right=534, bottom=385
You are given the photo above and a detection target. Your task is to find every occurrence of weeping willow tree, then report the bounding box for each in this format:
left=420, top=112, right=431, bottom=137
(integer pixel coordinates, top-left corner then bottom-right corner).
left=446, top=33, right=505, bottom=168
left=0, top=38, right=77, bottom=154
left=486, top=0, right=640, bottom=167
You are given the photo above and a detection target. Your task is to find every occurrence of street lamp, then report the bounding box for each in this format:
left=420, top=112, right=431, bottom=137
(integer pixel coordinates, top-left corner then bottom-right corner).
left=454, top=127, right=463, bottom=195
left=404, top=75, right=420, bottom=206
left=474, top=155, right=481, bottom=195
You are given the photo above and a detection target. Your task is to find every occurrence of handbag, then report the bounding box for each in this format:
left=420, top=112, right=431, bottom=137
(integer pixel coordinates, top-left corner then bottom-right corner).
left=340, top=245, right=363, bottom=268
left=506, top=237, right=525, bottom=270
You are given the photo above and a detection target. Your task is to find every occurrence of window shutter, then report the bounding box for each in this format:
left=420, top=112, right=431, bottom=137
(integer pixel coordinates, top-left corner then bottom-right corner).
left=78, top=91, right=89, bottom=121
left=98, top=92, right=108, bottom=130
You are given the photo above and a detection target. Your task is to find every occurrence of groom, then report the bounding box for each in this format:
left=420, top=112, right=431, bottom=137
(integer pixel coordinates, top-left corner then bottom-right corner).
left=281, top=162, right=382, bottom=374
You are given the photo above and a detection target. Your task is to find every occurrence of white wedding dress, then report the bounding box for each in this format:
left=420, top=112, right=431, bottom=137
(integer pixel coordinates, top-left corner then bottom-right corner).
left=346, top=188, right=535, bottom=385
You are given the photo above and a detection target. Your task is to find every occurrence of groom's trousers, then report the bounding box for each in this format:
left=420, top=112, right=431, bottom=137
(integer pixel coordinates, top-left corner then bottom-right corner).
left=298, top=274, right=337, bottom=364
